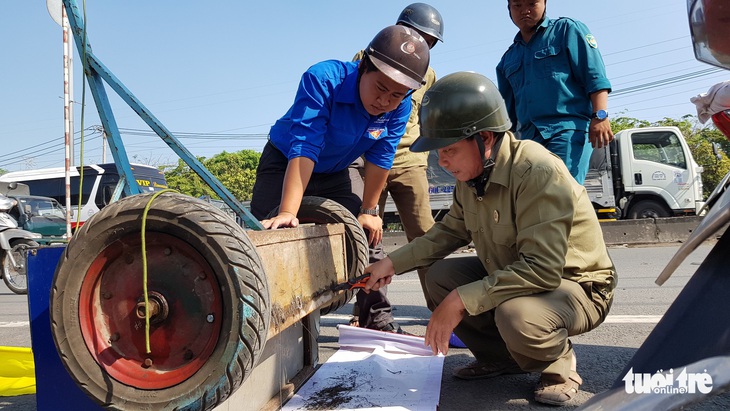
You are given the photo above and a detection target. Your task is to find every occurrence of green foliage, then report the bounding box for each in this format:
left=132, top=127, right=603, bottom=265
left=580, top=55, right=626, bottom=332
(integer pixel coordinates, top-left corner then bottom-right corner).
left=163, top=150, right=261, bottom=201
left=611, top=115, right=730, bottom=198
left=684, top=128, right=730, bottom=198
left=609, top=116, right=650, bottom=134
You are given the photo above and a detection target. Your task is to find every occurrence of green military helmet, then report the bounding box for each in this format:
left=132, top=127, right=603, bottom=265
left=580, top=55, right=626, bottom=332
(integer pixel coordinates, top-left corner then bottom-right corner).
left=411, top=71, right=512, bottom=152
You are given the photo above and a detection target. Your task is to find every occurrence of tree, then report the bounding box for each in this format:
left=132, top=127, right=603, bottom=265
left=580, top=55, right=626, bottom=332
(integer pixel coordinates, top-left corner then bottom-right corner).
left=610, top=116, right=650, bottom=134
left=163, top=150, right=261, bottom=201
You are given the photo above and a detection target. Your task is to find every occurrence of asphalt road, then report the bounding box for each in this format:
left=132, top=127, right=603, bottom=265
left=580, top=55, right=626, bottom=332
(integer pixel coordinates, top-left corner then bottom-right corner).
left=1, top=242, right=729, bottom=410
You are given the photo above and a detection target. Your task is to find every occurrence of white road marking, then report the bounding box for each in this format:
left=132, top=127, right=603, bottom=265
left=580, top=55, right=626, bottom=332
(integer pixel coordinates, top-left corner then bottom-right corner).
left=603, top=315, right=662, bottom=324
left=0, top=315, right=660, bottom=329
left=321, top=314, right=425, bottom=323
left=321, top=314, right=662, bottom=324
left=0, top=321, right=30, bottom=328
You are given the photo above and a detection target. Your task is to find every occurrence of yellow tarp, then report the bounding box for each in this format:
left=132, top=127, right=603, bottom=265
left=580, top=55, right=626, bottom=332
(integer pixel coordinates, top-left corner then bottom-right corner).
left=0, top=346, right=35, bottom=396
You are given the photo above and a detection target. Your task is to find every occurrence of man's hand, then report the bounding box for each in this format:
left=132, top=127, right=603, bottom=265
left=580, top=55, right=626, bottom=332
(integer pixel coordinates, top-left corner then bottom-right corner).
left=589, top=119, right=614, bottom=149
left=424, top=290, right=466, bottom=356
left=358, top=213, right=383, bottom=246
left=261, top=211, right=299, bottom=230
left=363, top=257, right=395, bottom=293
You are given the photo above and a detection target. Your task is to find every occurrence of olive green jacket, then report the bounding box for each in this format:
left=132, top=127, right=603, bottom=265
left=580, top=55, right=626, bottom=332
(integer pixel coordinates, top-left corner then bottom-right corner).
left=388, top=132, right=616, bottom=315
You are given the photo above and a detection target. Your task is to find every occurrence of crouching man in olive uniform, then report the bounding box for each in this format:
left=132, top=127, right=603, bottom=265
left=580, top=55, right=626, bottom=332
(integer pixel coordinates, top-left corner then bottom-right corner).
left=363, top=72, right=616, bottom=406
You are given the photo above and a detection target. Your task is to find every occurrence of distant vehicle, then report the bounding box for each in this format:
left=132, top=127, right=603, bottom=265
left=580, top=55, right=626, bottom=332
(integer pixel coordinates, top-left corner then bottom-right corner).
left=0, top=182, right=66, bottom=244
left=9, top=195, right=67, bottom=242
left=384, top=126, right=704, bottom=222
left=0, top=191, right=39, bottom=294
left=0, top=163, right=167, bottom=228
left=585, top=126, right=704, bottom=220
left=382, top=151, right=454, bottom=224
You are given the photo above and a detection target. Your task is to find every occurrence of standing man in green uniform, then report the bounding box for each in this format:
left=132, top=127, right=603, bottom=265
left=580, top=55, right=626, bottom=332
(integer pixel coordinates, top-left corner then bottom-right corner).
left=496, top=0, right=613, bottom=184
left=351, top=3, right=444, bottom=315
left=363, top=72, right=616, bottom=405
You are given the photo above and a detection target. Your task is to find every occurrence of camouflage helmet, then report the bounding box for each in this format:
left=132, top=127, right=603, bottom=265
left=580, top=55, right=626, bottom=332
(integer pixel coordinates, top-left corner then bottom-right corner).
left=411, top=71, right=512, bottom=152
left=397, top=3, right=444, bottom=43
left=365, top=25, right=430, bottom=90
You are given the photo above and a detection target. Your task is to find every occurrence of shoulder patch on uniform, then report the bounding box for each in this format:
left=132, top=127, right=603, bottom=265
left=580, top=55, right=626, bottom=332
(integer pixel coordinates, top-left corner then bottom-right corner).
left=585, top=34, right=598, bottom=48
left=368, top=129, right=383, bottom=139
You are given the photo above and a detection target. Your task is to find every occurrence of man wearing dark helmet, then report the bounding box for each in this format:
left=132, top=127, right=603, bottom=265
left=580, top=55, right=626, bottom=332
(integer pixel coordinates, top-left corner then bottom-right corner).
left=363, top=72, right=616, bottom=405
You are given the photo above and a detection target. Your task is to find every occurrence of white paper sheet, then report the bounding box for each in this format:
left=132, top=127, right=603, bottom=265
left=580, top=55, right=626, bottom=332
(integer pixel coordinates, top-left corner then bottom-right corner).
left=281, top=325, right=444, bottom=411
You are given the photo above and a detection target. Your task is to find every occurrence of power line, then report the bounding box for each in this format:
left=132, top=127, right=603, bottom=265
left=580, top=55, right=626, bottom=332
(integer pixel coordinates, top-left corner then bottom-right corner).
left=0, top=126, right=271, bottom=171
left=611, top=68, right=724, bottom=97
left=0, top=129, right=103, bottom=169
left=601, top=36, right=687, bottom=57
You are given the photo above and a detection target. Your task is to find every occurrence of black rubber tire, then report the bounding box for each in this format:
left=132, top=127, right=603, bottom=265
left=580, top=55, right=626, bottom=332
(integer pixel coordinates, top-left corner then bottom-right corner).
left=628, top=200, right=671, bottom=219
left=267, top=196, right=368, bottom=315
left=1, top=239, right=37, bottom=295
left=50, top=192, right=270, bottom=410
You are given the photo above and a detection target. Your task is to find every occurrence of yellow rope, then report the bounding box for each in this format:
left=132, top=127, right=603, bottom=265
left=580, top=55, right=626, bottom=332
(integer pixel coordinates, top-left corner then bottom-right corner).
left=141, top=189, right=178, bottom=354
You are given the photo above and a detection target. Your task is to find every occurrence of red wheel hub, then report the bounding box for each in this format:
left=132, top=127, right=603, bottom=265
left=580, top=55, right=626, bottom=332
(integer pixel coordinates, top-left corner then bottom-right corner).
left=79, top=232, right=223, bottom=389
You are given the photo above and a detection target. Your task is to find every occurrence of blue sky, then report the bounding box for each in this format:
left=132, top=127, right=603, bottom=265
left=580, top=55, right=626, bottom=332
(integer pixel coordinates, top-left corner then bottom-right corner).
left=2, top=1, right=725, bottom=172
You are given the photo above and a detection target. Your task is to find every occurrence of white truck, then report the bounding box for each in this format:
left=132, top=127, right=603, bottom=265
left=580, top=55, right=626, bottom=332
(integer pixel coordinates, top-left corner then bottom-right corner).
left=586, top=126, right=704, bottom=219
left=383, top=126, right=705, bottom=222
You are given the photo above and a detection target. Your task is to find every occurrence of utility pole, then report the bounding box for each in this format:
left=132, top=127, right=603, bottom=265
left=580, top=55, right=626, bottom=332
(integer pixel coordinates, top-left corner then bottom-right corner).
left=47, top=0, right=74, bottom=238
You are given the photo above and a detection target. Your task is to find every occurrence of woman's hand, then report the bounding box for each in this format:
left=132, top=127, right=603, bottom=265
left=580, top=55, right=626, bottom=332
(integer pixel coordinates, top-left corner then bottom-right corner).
left=358, top=213, right=383, bottom=246
left=261, top=211, right=299, bottom=229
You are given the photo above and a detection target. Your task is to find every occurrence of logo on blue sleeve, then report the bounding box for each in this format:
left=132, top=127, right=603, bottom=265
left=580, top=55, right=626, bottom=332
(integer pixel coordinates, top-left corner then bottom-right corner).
left=585, top=34, right=598, bottom=48
left=368, top=129, right=384, bottom=139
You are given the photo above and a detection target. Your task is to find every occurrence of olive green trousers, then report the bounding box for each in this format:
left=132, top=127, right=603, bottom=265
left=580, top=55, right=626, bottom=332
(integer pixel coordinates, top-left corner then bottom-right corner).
left=425, top=256, right=611, bottom=382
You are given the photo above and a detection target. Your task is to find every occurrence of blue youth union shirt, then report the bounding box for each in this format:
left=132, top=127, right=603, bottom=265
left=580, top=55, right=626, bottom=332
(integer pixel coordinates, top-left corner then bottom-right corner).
left=496, top=17, right=612, bottom=137
left=269, top=60, right=410, bottom=173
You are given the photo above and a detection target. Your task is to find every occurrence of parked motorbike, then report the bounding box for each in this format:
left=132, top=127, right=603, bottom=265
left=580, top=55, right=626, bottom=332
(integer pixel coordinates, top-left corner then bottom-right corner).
left=579, top=2, right=730, bottom=408
left=0, top=194, right=40, bottom=295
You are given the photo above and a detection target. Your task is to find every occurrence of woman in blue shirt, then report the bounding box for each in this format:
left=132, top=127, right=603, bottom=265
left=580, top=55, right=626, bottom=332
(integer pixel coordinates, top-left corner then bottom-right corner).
left=250, top=25, right=430, bottom=332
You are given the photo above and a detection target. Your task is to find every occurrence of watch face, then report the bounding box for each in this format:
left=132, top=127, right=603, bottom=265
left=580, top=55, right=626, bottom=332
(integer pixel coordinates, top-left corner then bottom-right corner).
left=595, top=109, right=608, bottom=120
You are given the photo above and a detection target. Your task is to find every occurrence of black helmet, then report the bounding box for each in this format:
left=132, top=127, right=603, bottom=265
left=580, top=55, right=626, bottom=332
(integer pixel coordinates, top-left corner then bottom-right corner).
left=397, top=3, right=444, bottom=43
left=366, top=25, right=430, bottom=90
left=411, top=72, right=512, bottom=152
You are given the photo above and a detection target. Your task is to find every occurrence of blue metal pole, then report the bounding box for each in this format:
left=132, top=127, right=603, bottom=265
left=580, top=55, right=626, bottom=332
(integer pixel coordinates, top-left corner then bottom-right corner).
left=62, top=0, right=263, bottom=229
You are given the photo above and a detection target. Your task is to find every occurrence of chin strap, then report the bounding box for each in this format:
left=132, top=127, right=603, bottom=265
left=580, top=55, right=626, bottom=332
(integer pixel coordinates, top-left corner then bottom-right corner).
left=466, top=136, right=500, bottom=197
left=466, top=158, right=495, bottom=197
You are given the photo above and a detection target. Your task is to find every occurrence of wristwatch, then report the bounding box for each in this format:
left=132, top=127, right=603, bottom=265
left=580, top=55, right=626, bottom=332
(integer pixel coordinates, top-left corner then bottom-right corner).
left=359, top=205, right=379, bottom=216
left=592, top=109, right=609, bottom=121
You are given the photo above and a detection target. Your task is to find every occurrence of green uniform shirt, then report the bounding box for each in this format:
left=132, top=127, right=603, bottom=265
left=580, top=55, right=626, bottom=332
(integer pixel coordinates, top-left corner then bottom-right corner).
left=393, top=66, right=436, bottom=168
left=388, top=133, right=616, bottom=315
left=353, top=50, right=436, bottom=168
